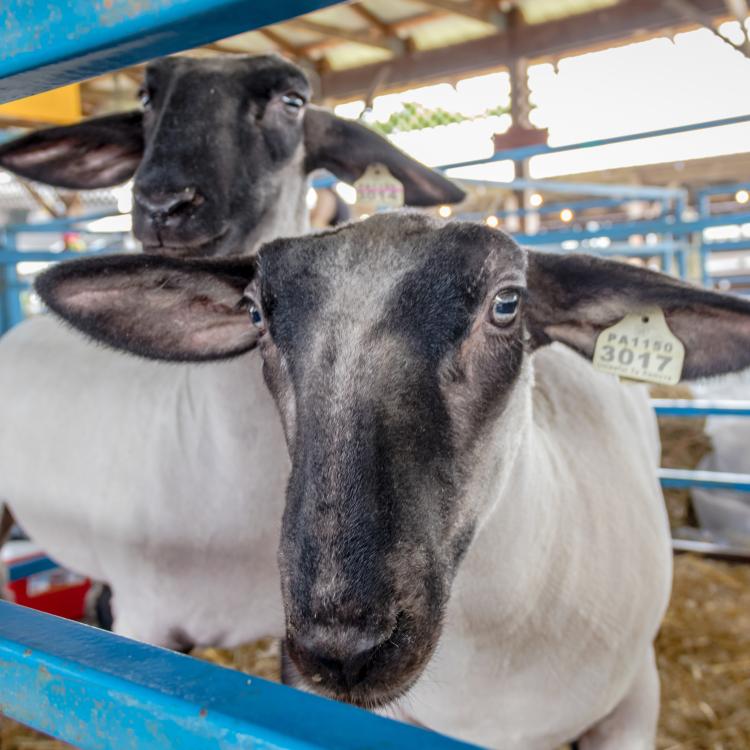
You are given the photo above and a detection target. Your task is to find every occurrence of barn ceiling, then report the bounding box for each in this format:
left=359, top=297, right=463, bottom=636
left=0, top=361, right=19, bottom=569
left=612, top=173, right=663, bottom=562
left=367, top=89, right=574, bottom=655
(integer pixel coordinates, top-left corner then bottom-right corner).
left=0, top=0, right=744, bottom=213
left=59, top=0, right=731, bottom=118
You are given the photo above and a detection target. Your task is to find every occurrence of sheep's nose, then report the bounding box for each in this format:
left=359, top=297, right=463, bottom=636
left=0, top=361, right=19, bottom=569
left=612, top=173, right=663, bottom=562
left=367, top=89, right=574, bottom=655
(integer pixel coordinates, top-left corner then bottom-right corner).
left=134, top=185, right=203, bottom=218
left=289, top=626, right=387, bottom=690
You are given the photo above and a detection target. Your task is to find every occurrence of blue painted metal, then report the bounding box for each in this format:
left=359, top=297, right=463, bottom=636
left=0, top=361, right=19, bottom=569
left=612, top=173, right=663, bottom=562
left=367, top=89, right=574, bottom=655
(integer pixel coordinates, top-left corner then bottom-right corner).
left=451, top=177, right=685, bottom=200
left=658, top=468, right=750, bottom=493
left=464, top=197, right=657, bottom=220
left=672, top=537, right=750, bottom=558
left=0, top=250, right=113, bottom=264
left=440, top=114, right=750, bottom=167
left=702, top=240, right=750, bottom=253
left=511, top=210, right=750, bottom=245
left=710, top=274, right=750, bottom=285
left=695, top=181, right=750, bottom=199
left=1, top=232, right=24, bottom=331
left=0, top=208, right=128, bottom=334
left=7, top=555, right=62, bottom=584
left=0, top=0, right=341, bottom=104
left=651, top=399, right=750, bottom=417
left=3, top=211, right=123, bottom=234
left=0, top=601, right=478, bottom=750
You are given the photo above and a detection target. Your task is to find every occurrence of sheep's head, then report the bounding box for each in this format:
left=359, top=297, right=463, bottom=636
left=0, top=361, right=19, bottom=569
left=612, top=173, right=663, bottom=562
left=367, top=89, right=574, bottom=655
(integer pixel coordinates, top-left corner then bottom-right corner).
left=34, top=213, right=750, bottom=707
left=0, top=56, right=464, bottom=258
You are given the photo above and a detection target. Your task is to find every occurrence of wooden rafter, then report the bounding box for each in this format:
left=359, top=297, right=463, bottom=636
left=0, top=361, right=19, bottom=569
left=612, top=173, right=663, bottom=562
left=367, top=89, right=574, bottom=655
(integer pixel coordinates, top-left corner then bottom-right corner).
left=319, top=0, right=728, bottom=100
left=349, top=3, right=391, bottom=34
left=389, top=10, right=449, bottom=32
left=418, top=0, right=506, bottom=27
left=286, top=18, right=403, bottom=54
left=665, top=0, right=750, bottom=57
left=259, top=28, right=301, bottom=57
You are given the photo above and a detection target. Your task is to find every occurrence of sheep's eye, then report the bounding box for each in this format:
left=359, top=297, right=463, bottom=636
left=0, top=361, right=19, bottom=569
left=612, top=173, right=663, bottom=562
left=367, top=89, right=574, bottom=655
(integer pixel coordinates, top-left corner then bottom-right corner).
left=281, top=93, right=306, bottom=111
left=491, top=290, right=520, bottom=326
left=247, top=301, right=265, bottom=331
left=138, top=88, right=152, bottom=110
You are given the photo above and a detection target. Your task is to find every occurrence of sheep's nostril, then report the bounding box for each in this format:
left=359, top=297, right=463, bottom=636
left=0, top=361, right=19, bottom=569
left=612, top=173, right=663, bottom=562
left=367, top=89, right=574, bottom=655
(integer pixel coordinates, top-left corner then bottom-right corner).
left=134, top=185, right=204, bottom=218
left=292, top=628, right=388, bottom=690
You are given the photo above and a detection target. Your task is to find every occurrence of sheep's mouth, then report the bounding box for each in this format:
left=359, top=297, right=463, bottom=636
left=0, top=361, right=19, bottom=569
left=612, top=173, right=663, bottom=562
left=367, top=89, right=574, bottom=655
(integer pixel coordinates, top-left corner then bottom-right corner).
left=281, top=611, right=437, bottom=710
left=141, top=226, right=231, bottom=258
left=281, top=639, right=422, bottom=710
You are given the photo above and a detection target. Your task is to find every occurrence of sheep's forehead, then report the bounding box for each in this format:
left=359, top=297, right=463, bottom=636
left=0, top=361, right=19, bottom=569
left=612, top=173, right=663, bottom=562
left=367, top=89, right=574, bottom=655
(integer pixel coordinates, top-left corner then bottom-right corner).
left=259, top=215, right=526, bottom=351
left=145, top=54, right=310, bottom=96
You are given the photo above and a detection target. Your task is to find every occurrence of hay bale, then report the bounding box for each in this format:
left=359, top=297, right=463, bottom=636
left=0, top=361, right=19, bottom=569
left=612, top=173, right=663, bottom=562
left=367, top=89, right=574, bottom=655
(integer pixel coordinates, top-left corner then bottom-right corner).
left=656, top=555, right=750, bottom=750
left=0, top=719, right=70, bottom=750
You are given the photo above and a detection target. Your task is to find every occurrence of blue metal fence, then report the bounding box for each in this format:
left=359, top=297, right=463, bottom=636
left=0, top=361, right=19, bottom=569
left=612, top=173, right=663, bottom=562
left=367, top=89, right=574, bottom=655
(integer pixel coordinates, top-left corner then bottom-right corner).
left=2, top=5, right=750, bottom=743
left=0, top=211, right=127, bottom=334
left=0, top=601, right=478, bottom=750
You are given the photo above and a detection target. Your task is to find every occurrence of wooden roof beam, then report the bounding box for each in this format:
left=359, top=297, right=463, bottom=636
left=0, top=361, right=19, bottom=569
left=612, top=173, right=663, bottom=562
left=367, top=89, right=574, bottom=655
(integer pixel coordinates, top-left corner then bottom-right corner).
left=418, top=0, right=507, bottom=28
left=665, top=0, right=750, bottom=57
left=349, top=3, right=392, bottom=34
left=319, top=0, right=727, bottom=100
left=389, top=10, right=449, bottom=33
left=259, top=28, right=303, bottom=57
left=286, top=18, right=404, bottom=54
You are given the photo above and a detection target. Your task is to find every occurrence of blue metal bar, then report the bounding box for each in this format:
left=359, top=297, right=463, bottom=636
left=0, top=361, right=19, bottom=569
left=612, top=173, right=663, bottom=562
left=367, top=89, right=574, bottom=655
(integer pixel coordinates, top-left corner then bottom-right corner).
left=4, top=211, right=122, bottom=234
left=500, top=197, right=636, bottom=218
left=702, top=239, right=750, bottom=253
left=710, top=274, right=750, bottom=285
left=7, top=555, right=61, bottom=584
left=510, top=209, right=750, bottom=245
left=461, top=197, right=659, bottom=220
left=651, top=399, right=750, bottom=417
left=0, top=249, right=115, bottom=264
left=451, top=177, right=686, bottom=200
left=695, top=181, right=750, bottom=200
left=0, top=1, right=341, bottom=103
left=658, top=468, right=750, bottom=492
left=0, top=601, right=478, bottom=750
left=440, top=114, right=750, bottom=167
left=2, top=232, right=24, bottom=332
left=672, top=537, right=750, bottom=558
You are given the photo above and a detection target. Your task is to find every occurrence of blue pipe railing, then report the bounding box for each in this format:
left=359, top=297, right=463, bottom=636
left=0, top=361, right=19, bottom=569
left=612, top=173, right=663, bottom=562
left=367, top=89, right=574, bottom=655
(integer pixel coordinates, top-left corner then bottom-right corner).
left=0, top=211, right=127, bottom=333
left=658, top=468, right=750, bottom=493
left=440, top=113, right=750, bottom=168
left=652, top=399, right=750, bottom=417
left=0, top=0, right=341, bottom=103
left=0, top=601, right=477, bottom=750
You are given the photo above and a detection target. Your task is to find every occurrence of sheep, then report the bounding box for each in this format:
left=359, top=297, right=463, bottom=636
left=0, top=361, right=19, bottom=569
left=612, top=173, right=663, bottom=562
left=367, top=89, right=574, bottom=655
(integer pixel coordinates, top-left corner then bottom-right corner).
left=0, top=55, right=463, bottom=647
left=34, top=213, right=750, bottom=749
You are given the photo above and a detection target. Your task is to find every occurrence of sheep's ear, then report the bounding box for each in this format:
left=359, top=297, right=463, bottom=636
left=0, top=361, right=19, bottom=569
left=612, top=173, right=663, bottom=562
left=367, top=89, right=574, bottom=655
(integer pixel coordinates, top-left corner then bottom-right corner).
left=303, top=106, right=465, bottom=207
left=35, top=254, right=258, bottom=362
left=0, top=111, right=143, bottom=189
left=526, top=251, right=750, bottom=380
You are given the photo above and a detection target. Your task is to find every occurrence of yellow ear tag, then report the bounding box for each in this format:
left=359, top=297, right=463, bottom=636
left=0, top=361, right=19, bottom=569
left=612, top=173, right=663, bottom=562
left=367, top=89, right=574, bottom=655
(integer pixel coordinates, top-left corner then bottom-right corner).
left=354, top=163, right=405, bottom=213
left=593, top=307, right=685, bottom=385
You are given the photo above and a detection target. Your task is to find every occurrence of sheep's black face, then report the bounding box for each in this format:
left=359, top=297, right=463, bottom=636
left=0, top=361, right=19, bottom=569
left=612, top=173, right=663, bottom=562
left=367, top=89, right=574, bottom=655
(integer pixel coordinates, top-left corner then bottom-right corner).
left=133, top=55, right=311, bottom=257
left=252, top=214, right=528, bottom=707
